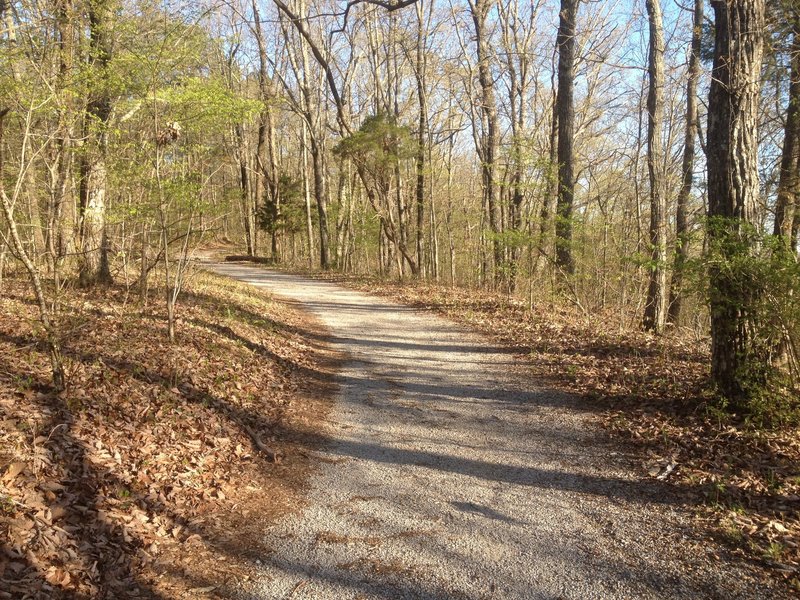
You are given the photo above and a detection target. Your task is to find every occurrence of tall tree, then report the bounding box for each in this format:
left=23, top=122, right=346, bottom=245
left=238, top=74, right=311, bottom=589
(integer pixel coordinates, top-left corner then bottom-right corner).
left=555, top=0, right=578, bottom=276
left=499, top=0, right=537, bottom=292
left=643, top=0, right=667, bottom=333
left=413, top=0, right=430, bottom=278
left=252, top=0, right=281, bottom=259
left=668, top=0, right=703, bottom=326
left=774, top=12, right=800, bottom=246
left=706, top=0, right=766, bottom=406
left=468, top=0, right=502, bottom=285
left=79, top=0, right=114, bottom=285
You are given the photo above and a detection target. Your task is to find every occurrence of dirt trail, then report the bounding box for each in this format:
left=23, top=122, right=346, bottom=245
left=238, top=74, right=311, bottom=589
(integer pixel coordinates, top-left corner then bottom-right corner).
left=207, top=262, right=784, bottom=600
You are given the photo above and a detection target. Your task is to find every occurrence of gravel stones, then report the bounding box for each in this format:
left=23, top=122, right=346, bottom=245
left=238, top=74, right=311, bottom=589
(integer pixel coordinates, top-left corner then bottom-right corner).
left=208, top=263, right=786, bottom=600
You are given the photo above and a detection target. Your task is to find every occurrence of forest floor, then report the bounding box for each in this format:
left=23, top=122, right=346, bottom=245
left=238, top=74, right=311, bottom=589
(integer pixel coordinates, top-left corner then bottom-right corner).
left=291, top=267, right=799, bottom=594
left=0, top=267, right=340, bottom=599
left=203, top=259, right=790, bottom=599
left=2, top=254, right=798, bottom=598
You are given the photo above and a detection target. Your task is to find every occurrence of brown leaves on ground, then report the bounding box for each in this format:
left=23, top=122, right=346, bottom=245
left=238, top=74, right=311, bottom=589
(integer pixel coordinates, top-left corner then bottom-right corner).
left=0, top=270, right=337, bottom=599
left=313, top=273, right=799, bottom=593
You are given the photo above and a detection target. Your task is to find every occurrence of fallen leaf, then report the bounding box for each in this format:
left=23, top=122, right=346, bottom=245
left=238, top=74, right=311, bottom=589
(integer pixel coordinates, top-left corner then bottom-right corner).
left=2, top=462, right=26, bottom=482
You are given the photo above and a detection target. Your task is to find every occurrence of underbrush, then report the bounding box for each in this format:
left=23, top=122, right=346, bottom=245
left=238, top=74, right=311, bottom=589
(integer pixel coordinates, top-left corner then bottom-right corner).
left=0, top=269, right=334, bottom=599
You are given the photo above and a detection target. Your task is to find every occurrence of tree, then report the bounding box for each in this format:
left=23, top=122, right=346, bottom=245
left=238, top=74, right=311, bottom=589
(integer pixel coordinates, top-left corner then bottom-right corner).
left=498, top=0, right=538, bottom=292
left=79, top=0, right=114, bottom=286
left=468, top=0, right=502, bottom=285
left=706, top=0, right=767, bottom=406
left=0, top=111, right=65, bottom=390
left=0, top=2, right=66, bottom=388
left=270, top=0, right=420, bottom=273
left=642, top=0, right=667, bottom=333
left=555, top=0, right=579, bottom=277
left=773, top=8, right=800, bottom=247
left=668, top=0, right=703, bottom=326
left=252, top=0, right=282, bottom=260
left=412, top=0, right=431, bottom=278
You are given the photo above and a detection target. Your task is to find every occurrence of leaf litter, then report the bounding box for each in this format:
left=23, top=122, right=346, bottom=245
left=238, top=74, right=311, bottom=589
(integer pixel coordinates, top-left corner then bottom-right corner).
left=0, top=269, right=337, bottom=599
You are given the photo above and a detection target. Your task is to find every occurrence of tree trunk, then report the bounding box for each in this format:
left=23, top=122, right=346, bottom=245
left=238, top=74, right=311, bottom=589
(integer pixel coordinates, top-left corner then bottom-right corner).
left=414, top=1, right=428, bottom=279
left=267, top=111, right=280, bottom=259
left=294, top=0, right=329, bottom=270
left=555, top=0, right=578, bottom=277
left=538, top=59, right=559, bottom=272
left=668, top=0, right=702, bottom=326
left=470, top=0, right=502, bottom=286
left=48, top=0, right=77, bottom=273
left=310, top=137, right=330, bottom=269
left=78, top=0, right=113, bottom=286
left=235, top=126, right=254, bottom=256
left=252, top=0, right=279, bottom=259
left=499, top=0, right=529, bottom=292
left=774, top=24, right=800, bottom=244
left=302, top=121, right=315, bottom=266
left=707, top=0, right=766, bottom=407
left=643, top=0, right=667, bottom=333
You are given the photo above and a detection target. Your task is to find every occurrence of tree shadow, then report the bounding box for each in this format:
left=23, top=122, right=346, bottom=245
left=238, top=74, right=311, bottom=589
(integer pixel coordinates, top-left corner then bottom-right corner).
left=0, top=311, right=336, bottom=598
left=0, top=371, right=169, bottom=599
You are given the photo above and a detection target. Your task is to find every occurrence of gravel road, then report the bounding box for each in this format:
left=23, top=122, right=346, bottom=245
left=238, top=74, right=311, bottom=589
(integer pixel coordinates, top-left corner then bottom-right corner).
left=207, top=262, right=785, bottom=600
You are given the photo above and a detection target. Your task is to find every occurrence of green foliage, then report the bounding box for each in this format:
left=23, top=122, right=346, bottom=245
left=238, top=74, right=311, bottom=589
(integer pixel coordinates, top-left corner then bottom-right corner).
left=487, top=228, right=533, bottom=251
left=700, top=21, right=716, bottom=63
left=625, top=251, right=663, bottom=272
left=334, top=114, right=414, bottom=175
left=161, top=173, right=202, bottom=210
left=696, top=218, right=800, bottom=424
left=158, top=77, right=262, bottom=135
left=257, top=175, right=311, bottom=235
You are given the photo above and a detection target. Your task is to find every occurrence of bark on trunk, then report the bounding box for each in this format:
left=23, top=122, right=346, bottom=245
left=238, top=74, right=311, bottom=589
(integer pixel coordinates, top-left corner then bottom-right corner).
left=668, top=0, right=702, bottom=326
left=235, top=127, right=254, bottom=256
left=555, top=0, right=578, bottom=276
left=414, top=1, right=428, bottom=279
left=302, top=122, right=314, bottom=266
left=253, top=0, right=279, bottom=259
left=310, top=137, right=330, bottom=269
left=78, top=0, right=113, bottom=286
left=774, top=24, right=800, bottom=244
left=643, top=0, right=667, bottom=333
left=707, top=0, right=766, bottom=407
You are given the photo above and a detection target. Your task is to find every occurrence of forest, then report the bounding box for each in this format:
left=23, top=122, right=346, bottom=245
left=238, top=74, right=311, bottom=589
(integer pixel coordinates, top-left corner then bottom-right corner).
left=1, top=0, right=799, bottom=597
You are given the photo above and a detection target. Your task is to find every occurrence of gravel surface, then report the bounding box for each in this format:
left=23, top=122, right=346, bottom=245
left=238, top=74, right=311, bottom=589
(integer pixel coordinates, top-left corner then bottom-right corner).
left=207, top=262, right=786, bottom=600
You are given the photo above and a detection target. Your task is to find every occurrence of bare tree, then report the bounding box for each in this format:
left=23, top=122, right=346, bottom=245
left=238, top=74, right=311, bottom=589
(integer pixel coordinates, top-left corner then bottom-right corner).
left=252, top=0, right=282, bottom=259
left=270, top=0, right=419, bottom=273
left=643, top=0, right=667, bottom=333
left=668, top=0, right=703, bottom=326
left=555, top=0, right=579, bottom=277
left=78, top=0, right=114, bottom=285
left=468, top=0, right=502, bottom=285
left=498, top=0, right=539, bottom=291
left=412, top=0, right=431, bottom=277
left=774, top=13, right=800, bottom=247
left=0, top=108, right=66, bottom=388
